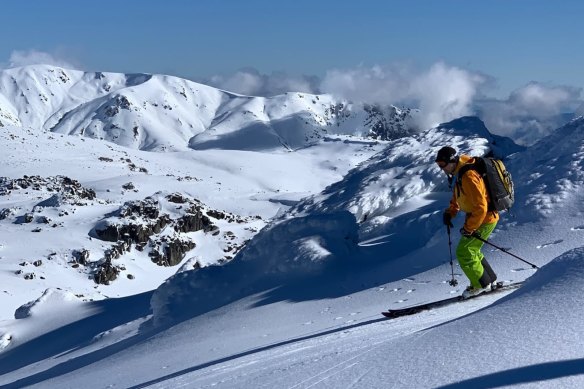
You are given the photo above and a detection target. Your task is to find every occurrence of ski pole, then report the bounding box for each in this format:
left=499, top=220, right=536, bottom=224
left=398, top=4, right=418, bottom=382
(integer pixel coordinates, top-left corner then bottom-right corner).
left=446, top=225, right=458, bottom=286
left=471, top=233, right=539, bottom=269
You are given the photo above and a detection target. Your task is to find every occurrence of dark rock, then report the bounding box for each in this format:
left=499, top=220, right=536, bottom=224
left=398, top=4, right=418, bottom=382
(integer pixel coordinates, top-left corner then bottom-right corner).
left=72, top=249, right=90, bottom=265
left=94, top=259, right=120, bottom=284
left=119, top=198, right=160, bottom=219
left=166, top=193, right=187, bottom=203
left=149, top=236, right=195, bottom=267
left=175, top=212, right=212, bottom=233
left=95, top=223, right=121, bottom=242
left=38, top=216, right=51, bottom=224
left=209, top=226, right=221, bottom=236
left=207, top=209, right=226, bottom=220
left=0, top=208, right=15, bottom=220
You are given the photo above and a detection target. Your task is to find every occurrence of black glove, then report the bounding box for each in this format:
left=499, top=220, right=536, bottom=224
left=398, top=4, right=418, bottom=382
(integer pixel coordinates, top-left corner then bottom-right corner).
left=443, top=211, right=454, bottom=227
left=460, top=227, right=473, bottom=237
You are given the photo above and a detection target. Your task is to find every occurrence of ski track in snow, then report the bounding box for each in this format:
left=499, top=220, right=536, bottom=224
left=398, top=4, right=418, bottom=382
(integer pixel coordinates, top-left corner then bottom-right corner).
left=536, top=239, right=564, bottom=249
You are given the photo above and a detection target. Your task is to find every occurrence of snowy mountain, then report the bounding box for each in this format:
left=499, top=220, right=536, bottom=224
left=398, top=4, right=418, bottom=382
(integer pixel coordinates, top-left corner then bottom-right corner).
left=0, top=65, right=415, bottom=152
left=2, top=63, right=584, bottom=387
left=149, top=115, right=526, bottom=327
left=0, top=122, right=392, bottom=324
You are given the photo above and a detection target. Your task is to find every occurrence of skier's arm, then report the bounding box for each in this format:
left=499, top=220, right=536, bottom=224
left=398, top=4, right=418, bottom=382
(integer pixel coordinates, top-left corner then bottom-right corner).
left=462, top=171, right=488, bottom=232
left=446, top=192, right=459, bottom=218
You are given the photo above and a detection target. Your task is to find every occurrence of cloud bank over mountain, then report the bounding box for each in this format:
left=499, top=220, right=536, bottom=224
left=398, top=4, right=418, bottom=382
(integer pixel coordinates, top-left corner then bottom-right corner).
left=203, top=63, right=582, bottom=145
left=478, top=82, right=583, bottom=145
left=3, top=49, right=79, bottom=70
left=320, top=62, right=485, bottom=131
left=204, top=68, right=320, bottom=97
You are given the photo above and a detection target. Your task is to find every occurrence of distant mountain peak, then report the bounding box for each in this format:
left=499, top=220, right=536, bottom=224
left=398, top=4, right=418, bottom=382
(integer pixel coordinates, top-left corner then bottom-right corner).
left=0, top=64, right=418, bottom=152
left=437, top=115, right=525, bottom=158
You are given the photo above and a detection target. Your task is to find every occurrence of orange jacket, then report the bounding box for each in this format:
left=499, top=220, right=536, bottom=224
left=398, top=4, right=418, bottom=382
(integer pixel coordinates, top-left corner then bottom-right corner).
left=445, top=155, right=499, bottom=232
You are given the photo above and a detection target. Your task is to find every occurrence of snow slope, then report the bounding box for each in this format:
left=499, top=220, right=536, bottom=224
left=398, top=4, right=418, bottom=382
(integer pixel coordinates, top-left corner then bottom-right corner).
left=1, top=75, right=584, bottom=388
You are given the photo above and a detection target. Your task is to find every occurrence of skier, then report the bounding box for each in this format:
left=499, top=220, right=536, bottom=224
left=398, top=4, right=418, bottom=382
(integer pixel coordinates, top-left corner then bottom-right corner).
left=435, top=146, right=498, bottom=298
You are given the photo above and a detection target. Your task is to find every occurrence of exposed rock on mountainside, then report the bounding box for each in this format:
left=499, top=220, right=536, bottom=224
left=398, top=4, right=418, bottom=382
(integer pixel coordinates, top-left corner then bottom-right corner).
left=90, top=192, right=258, bottom=284
left=364, top=104, right=414, bottom=140
left=0, top=175, right=96, bottom=202
left=93, top=194, right=216, bottom=245
left=0, top=173, right=262, bottom=286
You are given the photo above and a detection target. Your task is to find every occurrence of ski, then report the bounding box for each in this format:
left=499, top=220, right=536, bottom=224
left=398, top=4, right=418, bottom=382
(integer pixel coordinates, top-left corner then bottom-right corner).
left=381, top=281, right=523, bottom=319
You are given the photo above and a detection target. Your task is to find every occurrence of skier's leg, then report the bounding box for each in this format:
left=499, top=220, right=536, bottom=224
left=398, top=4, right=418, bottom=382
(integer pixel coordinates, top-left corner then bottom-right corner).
left=481, top=258, right=497, bottom=283
left=456, top=236, right=483, bottom=288
left=476, top=222, right=498, bottom=285
left=456, top=222, right=497, bottom=288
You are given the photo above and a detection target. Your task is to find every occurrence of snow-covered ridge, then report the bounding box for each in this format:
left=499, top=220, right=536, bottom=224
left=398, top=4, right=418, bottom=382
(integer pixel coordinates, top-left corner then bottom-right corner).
left=0, top=65, right=415, bottom=151
left=509, top=116, right=584, bottom=219
left=290, top=116, right=524, bottom=226
left=149, top=116, right=524, bottom=326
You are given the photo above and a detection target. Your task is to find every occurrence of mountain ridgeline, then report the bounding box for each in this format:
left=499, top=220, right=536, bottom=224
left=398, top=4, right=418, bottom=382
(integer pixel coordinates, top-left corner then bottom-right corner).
left=0, top=65, right=416, bottom=152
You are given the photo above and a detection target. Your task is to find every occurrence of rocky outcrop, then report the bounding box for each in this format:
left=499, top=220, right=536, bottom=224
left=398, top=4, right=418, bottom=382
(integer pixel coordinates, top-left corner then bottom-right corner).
left=0, top=175, right=96, bottom=201
left=0, top=175, right=97, bottom=231
left=364, top=104, right=414, bottom=140
left=149, top=235, right=196, bottom=266
left=0, top=207, right=17, bottom=220
left=0, top=179, right=258, bottom=285
left=91, top=192, right=228, bottom=283
left=94, top=259, right=120, bottom=284
left=72, top=249, right=90, bottom=265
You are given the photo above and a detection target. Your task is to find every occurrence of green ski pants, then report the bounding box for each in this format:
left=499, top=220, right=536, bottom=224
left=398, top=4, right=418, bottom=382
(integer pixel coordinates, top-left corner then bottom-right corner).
left=456, top=221, right=497, bottom=288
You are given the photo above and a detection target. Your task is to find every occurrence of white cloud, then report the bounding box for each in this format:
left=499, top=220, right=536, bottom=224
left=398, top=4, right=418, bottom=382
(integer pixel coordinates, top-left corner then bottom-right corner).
left=4, top=49, right=78, bottom=69
left=209, top=63, right=485, bottom=132
left=204, top=69, right=317, bottom=97
left=509, top=83, right=579, bottom=115
left=409, top=63, right=486, bottom=129
left=210, top=64, right=582, bottom=145
left=320, top=62, right=486, bottom=130
left=320, top=65, right=582, bottom=144
left=320, top=64, right=411, bottom=103
left=477, top=82, right=582, bottom=145
left=209, top=70, right=264, bottom=96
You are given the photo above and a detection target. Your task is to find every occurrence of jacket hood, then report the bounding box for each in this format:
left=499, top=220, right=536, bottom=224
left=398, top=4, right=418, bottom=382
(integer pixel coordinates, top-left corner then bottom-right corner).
left=453, top=154, right=473, bottom=175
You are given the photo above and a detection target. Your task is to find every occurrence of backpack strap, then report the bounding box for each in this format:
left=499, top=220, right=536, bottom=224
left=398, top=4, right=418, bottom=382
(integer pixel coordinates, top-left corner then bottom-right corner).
left=456, top=157, right=496, bottom=212
left=455, top=161, right=476, bottom=196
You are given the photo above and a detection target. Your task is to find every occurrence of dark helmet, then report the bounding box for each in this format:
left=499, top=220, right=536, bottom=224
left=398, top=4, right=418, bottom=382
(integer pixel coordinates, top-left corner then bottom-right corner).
left=435, top=146, right=457, bottom=164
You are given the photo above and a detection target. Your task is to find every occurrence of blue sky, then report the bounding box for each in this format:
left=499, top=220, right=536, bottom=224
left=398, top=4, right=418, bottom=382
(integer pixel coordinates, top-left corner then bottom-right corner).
left=1, top=0, right=582, bottom=97
left=1, top=0, right=583, bottom=142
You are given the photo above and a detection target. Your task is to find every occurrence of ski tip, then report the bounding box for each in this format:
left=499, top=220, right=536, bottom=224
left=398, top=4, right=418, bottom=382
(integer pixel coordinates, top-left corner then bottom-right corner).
left=381, top=311, right=399, bottom=318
